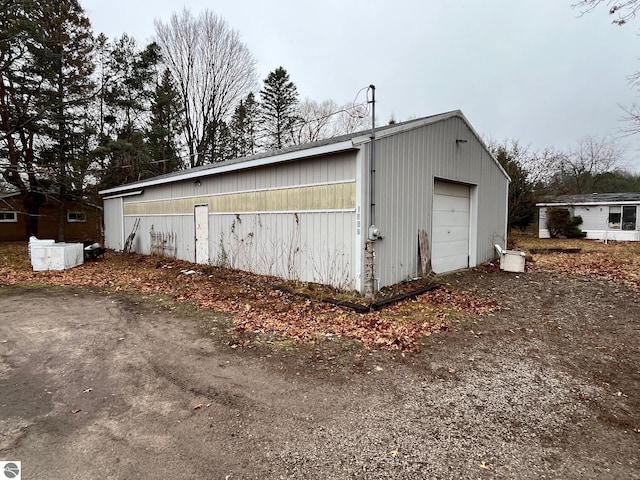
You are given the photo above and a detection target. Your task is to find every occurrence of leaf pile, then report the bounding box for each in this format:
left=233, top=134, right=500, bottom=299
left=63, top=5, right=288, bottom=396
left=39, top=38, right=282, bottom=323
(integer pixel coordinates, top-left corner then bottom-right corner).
left=0, top=243, right=498, bottom=351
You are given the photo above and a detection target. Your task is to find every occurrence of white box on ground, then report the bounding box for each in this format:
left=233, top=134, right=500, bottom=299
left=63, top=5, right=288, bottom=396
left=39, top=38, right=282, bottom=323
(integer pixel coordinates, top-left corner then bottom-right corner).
left=494, top=244, right=526, bottom=273
left=28, top=236, right=55, bottom=258
left=30, top=243, right=84, bottom=271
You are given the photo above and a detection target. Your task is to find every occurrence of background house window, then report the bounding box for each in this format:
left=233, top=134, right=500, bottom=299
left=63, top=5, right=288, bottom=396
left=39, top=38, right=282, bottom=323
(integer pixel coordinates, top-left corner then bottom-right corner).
left=622, top=206, right=637, bottom=231
left=67, top=211, right=87, bottom=223
left=0, top=211, right=17, bottom=222
left=608, top=206, right=621, bottom=229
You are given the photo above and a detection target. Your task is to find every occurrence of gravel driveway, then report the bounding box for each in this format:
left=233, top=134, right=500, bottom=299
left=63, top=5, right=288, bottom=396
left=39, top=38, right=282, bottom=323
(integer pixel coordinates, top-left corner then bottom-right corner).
left=0, top=269, right=638, bottom=479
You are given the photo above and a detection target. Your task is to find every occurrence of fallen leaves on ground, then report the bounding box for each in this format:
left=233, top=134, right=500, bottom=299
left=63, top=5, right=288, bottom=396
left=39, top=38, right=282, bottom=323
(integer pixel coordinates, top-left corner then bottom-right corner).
left=0, top=242, right=498, bottom=351
left=512, top=234, right=640, bottom=292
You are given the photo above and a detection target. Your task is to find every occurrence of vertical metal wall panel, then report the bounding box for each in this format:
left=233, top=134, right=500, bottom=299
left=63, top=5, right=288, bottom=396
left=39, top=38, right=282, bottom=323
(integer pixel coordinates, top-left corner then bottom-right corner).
left=103, top=198, right=123, bottom=250
left=208, top=211, right=355, bottom=288
left=122, top=214, right=195, bottom=261
left=370, top=116, right=508, bottom=288
left=116, top=151, right=357, bottom=287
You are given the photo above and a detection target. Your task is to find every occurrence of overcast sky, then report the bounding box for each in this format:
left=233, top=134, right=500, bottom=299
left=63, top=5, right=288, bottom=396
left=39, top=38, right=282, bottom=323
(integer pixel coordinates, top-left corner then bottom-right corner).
left=83, top=0, right=640, bottom=170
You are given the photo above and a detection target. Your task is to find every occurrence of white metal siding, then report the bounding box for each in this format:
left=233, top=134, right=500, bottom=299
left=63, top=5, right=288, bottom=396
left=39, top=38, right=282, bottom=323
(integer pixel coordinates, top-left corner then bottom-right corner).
left=118, top=151, right=357, bottom=288
left=365, top=116, right=508, bottom=288
left=103, top=197, right=123, bottom=250
left=209, top=211, right=355, bottom=289
left=575, top=206, right=608, bottom=231
left=432, top=182, right=470, bottom=272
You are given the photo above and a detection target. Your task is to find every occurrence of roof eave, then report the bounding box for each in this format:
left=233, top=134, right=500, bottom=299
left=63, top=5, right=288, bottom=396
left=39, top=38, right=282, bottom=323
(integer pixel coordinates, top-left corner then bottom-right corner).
left=99, top=140, right=358, bottom=196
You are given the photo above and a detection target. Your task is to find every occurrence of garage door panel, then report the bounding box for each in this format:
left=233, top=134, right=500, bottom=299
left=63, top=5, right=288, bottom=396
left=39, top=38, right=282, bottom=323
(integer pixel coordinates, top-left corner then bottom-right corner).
left=432, top=225, right=469, bottom=241
left=432, top=181, right=470, bottom=273
left=432, top=211, right=470, bottom=227
left=433, top=196, right=470, bottom=213
left=432, top=253, right=468, bottom=271
left=434, top=181, right=469, bottom=197
left=431, top=239, right=469, bottom=257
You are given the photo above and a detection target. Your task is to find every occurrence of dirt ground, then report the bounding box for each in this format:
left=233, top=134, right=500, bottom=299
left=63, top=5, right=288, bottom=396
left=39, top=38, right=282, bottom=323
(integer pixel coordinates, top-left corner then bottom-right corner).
left=1, top=268, right=639, bottom=479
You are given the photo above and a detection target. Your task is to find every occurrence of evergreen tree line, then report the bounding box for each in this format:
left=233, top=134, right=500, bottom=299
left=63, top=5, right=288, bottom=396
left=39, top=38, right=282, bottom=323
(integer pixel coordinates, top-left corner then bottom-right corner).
left=0, top=2, right=368, bottom=238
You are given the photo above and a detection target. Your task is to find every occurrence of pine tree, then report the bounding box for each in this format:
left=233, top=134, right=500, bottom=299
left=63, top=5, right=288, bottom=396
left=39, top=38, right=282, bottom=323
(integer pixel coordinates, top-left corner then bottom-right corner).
left=146, top=68, right=183, bottom=175
left=230, top=92, right=259, bottom=158
left=31, top=0, right=95, bottom=240
left=0, top=0, right=95, bottom=239
left=259, top=67, right=299, bottom=150
left=203, top=119, right=234, bottom=163
left=93, top=38, right=162, bottom=189
left=0, top=0, right=45, bottom=236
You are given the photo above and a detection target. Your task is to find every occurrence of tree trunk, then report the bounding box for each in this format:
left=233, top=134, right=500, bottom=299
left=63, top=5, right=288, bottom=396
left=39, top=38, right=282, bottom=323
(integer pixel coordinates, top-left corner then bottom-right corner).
left=22, top=191, right=44, bottom=238
left=58, top=202, right=66, bottom=242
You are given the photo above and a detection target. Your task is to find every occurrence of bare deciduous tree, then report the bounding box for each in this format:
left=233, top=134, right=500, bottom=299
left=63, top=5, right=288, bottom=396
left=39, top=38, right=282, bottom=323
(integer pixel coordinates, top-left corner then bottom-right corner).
left=620, top=102, right=640, bottom=134
left=154, top=9, right=257, bottom=167
left=552, top=135, right=626, bottom=194
left=573, top=0, right=640, bottom=25
left=293, top=98, right=370, bottom=145
left=334, top=105, right=371, bottom=135
left=574, top=1, right=640, bottom=134
left=294, top=99, right=339, bottom=144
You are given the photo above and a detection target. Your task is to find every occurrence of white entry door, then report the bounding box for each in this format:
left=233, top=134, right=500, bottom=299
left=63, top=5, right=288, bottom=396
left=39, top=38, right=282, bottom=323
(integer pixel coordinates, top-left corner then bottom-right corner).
left=431, top=181, right=470, bottom=273
left=194, top=204, right=209, bottom=264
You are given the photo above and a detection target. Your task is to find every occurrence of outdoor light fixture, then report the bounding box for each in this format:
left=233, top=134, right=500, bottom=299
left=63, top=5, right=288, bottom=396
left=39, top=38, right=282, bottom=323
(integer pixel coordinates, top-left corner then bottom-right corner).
left=194, top=179, right=202, bottom=186
left=455, top=139, right=468, bottom=145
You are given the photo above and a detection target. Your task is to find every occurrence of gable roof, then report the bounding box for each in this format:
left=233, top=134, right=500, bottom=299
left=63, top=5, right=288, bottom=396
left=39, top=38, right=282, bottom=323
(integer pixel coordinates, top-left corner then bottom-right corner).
left=537, top=192, right=640, bottom=206
left=99, top=110, right=508, bottom=196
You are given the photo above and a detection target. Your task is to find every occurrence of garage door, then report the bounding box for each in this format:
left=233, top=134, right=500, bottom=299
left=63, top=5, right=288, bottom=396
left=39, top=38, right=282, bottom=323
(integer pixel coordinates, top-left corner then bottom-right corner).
left=432, top=181, right=470, bottom=273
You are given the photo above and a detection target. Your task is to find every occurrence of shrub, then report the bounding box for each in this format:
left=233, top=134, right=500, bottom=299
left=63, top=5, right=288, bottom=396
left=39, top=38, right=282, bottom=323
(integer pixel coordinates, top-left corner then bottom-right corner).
left=546, top=208, right=587, bottom=238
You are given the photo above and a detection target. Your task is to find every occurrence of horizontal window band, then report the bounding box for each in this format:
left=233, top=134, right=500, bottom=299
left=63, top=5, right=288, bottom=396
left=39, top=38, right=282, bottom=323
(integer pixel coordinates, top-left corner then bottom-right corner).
left=124, top=182, right=356, bottom=216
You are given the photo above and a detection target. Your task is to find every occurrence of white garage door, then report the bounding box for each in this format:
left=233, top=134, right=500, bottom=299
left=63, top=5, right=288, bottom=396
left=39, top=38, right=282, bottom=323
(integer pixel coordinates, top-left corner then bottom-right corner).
left=432, top=181, right=470, bottom=273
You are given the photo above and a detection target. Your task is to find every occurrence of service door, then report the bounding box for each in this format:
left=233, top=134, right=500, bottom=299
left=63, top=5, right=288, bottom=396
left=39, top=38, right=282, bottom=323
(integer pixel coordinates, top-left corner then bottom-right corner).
left=194, top=204, right=209, bottom=264
left=431, top=181, right=470, bottom=273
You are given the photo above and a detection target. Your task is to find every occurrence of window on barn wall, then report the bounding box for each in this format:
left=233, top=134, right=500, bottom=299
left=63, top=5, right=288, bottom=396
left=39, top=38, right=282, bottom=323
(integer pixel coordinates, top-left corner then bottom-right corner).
left=0, top=211, right=17, bottom=222
left=67, top=211, right=87, bottom=223
left=622, top=206, right=637, bottom=231
left=608, top=206, right=621, bottom=229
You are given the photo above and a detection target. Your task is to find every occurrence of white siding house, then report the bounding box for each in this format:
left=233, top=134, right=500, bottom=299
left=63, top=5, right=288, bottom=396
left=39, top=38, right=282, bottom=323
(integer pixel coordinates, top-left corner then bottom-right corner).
left=99, top=110, right=510, bottom=294
left=537, top=193, right=640, bottom=241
